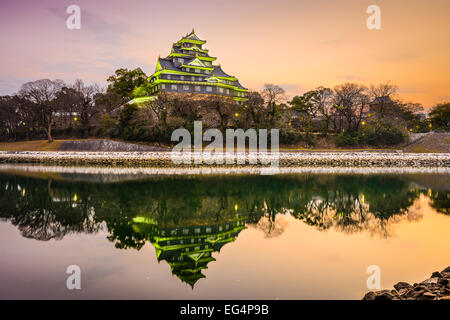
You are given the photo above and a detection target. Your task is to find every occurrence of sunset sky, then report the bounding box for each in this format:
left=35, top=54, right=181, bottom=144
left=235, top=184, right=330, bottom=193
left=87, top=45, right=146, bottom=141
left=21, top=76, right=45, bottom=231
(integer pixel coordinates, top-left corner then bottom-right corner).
left=0, top=0, right=449, bottom=108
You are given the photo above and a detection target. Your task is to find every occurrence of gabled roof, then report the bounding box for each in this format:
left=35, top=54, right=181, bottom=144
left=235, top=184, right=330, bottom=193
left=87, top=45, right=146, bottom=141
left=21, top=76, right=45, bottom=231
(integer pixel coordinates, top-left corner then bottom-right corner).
left=186, top=57, right=206, bottom=67
left=176, top=29, right=206, bottom=45
left=186, top=29, right=202, bottom=41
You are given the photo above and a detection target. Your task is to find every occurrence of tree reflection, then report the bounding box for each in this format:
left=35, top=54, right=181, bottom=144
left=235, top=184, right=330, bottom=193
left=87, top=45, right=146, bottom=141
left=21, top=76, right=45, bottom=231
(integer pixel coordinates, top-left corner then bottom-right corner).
left=0, top=172, right=448, bottom=285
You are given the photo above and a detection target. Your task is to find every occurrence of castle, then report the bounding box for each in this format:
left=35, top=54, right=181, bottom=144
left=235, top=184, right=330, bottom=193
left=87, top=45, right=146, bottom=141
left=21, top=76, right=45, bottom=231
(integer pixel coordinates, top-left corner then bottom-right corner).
left=144, top=29, right=248, bottom=103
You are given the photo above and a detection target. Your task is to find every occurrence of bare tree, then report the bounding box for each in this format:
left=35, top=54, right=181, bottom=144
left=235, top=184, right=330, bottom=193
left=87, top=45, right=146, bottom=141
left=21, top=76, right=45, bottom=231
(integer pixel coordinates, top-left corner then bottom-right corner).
left=261, top=84, right=286, bottom=126
left=204, top=95, right=238, bottom=132
left=244, top=91, right=265, bottom=128
left=314, top=87, right=334, bottom=132
left=19, top=79, right=65, bottom=142
left=72, top=79, right=102, bottom=134
left=332, top=83, right=369, bottom=132
left=368, top=81, right=398, bottom=119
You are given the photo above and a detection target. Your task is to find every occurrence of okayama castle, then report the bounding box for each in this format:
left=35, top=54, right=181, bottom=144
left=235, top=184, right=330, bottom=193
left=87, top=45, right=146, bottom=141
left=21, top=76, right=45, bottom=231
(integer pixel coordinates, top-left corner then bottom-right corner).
left=144, top=29, right=248, bottom=103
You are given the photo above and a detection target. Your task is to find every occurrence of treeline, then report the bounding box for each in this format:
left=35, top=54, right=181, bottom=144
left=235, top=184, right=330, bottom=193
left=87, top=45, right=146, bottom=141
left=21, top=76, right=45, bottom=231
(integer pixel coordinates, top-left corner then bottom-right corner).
left=0, top=67, right=448, bottom=147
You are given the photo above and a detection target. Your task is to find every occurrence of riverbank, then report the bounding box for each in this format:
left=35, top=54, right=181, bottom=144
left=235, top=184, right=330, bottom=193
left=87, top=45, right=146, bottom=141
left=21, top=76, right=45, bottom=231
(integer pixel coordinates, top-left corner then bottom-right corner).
left=363, top=267, right=450, bottom=300
left=0, top=151, right=449, bottom=168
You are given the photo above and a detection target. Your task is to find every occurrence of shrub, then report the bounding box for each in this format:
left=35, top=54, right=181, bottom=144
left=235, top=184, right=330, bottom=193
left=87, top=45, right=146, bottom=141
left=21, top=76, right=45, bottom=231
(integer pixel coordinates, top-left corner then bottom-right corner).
left=302, top=132, right=316, bottom=147
left=336, top=130, right=360, bottom=147
left=280, top=129, right=303, bottom=144
left=362, top=123, right=406, bottom=146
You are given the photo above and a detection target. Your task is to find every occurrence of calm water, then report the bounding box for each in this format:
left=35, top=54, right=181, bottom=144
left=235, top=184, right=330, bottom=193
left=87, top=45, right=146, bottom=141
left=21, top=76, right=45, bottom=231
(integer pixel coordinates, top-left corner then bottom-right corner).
left=0, top=170, right=449, bottom=299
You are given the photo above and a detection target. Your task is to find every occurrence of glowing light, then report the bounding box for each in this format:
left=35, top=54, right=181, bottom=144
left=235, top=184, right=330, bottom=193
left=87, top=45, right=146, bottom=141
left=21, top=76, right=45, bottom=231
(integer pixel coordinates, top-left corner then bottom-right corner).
left=73, top=194, right=78, bottom=202
left=361, top=194, right=365, bottom=203
left=234, top=113, right=239, bottom=117
left=361, top=121, right=366, bottom=125
left=234, top=204, right=238, bottom=211
left=74, top=117, right=78, bottom=121
left=22, top=188, right=26, bottom=196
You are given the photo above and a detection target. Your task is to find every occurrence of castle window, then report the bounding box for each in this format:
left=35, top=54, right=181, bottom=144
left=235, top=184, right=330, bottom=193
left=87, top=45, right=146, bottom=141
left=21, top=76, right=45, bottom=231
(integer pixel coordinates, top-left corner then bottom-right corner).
left=180, top=75, right=184, bottom=80
left=171, top=84, right=177, bottom=91
left=219, top=88, right=224, bottom=93
left=195, top=68, right=200, bottom=73
left=178, top=58, right=184, bottom=63
left=206, top=86, right=212, bottom=92
left=161, top=84, right=166, bottom=89
left=183, top=85, right=189, bottom=91
left=191, top=76, right=195, bottom=81
left=226, top=89, right=230, bottom=94
left=167, top=74, right=171, bottom=80
left=195, top=86, right=201, bottom=92
left=186, top=68, right=190, bottom=72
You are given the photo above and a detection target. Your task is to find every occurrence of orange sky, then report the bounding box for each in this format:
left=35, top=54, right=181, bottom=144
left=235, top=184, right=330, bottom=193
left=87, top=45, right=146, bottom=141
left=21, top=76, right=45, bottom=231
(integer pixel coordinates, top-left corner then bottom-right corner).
left=0, top=0, right=449, bottom=108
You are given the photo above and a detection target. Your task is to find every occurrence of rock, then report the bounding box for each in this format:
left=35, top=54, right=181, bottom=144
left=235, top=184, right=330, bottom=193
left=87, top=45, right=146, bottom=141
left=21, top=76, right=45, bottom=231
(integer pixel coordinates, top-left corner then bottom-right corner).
left=421, top=277, right=439, bottom=285
left=374, top=290, right=396, bottom=300
left=431, top=271, right=443, bottom=278
left=438, top=278, right=449, bottom=286
left=394, top=282, right=412, bottom=291
left=397, top=288, right=411, bottom=296
left=414, top=285, right=427, bottom=291
left=362, top=292, right=377, bottom=300
left=441, top=266, right=450, bottom=273
left=438, top=295, right=450, bottom=300
left=422, top=292, right=436, bottom=300
left=411, top=290, right=425, bottom=299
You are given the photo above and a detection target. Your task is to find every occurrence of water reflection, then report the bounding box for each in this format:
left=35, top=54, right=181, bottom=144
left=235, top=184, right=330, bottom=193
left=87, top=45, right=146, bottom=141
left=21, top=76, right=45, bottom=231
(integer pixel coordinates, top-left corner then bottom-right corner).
left=0, top=172, right=448, bottom=287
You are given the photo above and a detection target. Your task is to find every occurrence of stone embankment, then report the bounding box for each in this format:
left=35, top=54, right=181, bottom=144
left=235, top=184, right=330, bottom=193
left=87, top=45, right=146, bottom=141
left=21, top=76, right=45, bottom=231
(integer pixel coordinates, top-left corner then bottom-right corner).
left=0, top=151, right=449, bottom=168
left=363, top=267, right=450, bottom=300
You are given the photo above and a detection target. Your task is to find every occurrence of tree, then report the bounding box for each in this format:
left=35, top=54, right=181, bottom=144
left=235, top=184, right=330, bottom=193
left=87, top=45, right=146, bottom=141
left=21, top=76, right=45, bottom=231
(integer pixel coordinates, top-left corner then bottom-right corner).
left=54, top=86, right=80, bottom=129
left=368, top=82, right=398, bottom=119
left=0, top=96, right=21, bottom=140
left=204, top=95, right=238, bottom=132
left=429, top=103, right=450, bottom=131
left=261, top=84, right=286, bottom=127
left=18, top=79, right=65, bottom=142
left=332, top=83, right=369, bottom=132
left=314, top=87, right=334, bottom=133
left=243, top=91, right=265, bottom=128
left=72, top=79, right=102, bottom=134
left=106, top=68, right=147, bottom=103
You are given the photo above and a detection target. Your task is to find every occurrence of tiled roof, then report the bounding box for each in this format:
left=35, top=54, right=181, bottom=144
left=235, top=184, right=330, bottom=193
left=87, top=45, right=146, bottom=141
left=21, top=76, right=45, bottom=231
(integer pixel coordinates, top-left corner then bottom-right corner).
left=212, top=65, right=232, bottom=78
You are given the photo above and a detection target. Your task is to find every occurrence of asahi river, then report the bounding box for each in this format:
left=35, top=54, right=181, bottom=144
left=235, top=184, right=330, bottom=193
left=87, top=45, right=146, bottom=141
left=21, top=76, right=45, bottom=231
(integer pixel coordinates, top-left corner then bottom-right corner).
left=0, top=167, right=449, bottom=299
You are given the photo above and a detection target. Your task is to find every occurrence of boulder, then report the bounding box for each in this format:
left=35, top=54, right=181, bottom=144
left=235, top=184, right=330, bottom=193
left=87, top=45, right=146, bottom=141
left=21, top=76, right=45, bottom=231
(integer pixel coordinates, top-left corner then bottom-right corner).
left=431, top=271, right=443, bottom=278
left=394, top=282, right=412, bottom=291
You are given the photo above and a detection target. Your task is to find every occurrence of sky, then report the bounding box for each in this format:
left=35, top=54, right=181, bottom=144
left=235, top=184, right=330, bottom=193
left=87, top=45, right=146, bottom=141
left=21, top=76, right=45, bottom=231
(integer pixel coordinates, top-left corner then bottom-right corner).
left=0, top=0, right=449, bottom=108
